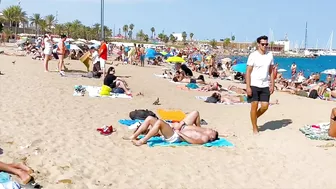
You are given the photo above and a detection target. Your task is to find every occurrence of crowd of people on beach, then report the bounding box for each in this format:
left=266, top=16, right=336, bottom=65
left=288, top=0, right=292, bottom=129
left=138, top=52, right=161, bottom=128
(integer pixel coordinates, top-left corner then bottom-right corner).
left=2, top=33, right=336, bottom=188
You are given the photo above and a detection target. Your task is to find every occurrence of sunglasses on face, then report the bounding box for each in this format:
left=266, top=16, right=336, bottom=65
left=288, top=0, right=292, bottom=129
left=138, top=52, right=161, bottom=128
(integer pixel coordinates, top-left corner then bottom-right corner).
left=260, top=43, right=269, bottom=46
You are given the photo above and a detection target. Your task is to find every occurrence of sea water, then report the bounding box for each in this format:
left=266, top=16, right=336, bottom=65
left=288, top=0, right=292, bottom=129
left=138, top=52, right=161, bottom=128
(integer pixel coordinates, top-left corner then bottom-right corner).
left=235, top=55, right=336, bottom=81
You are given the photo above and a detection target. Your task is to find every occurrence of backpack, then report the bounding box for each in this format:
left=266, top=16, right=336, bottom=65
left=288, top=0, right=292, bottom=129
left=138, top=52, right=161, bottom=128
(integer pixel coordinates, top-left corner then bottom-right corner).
left=308, top=89, right=318, bottom=99
left=129, top=109, right=157, bottom=120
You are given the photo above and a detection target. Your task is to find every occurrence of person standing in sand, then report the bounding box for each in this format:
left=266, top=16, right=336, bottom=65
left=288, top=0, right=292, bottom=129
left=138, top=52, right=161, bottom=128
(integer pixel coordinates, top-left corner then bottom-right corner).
left=43, top=32, right=54, bottom=72
left=140, top=44, right=145, bottom=67
left=246, top=35, right=274, bottom=134
left=99, top=39, right=108, bottom=77
left=57, top=34, right=67, bottom=76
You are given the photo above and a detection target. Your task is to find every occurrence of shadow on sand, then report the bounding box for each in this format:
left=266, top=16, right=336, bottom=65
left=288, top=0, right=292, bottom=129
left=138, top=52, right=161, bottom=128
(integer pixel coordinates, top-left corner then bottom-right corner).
left=259, top=119, right=293, bottom=132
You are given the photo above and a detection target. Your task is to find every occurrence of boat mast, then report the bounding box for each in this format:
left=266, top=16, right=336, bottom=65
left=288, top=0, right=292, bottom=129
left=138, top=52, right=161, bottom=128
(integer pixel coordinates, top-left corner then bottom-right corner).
left=330, top=31, right=333, bottom=52
left=304, top=22, right=308, bottom=49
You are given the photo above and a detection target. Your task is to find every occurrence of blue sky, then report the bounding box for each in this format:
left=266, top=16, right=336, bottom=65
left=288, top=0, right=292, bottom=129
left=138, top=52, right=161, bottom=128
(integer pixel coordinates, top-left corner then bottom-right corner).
left=1, top=0, right=336, bottom=48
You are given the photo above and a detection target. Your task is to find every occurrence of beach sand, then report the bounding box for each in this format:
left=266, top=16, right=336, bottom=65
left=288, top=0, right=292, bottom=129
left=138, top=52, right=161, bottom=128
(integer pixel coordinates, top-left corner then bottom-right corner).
left=1, top=48, right=336, bottom=188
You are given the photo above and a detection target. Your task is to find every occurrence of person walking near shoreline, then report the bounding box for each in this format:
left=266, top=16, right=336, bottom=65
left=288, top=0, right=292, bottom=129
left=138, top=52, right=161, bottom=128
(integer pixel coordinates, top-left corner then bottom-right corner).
left=246, top=35, right=275, bottom=134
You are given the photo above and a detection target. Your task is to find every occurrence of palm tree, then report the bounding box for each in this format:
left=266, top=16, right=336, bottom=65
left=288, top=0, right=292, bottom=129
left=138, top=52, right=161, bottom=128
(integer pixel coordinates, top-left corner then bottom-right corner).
left=136, top=29, right=144, bottom=41
left=163, top=35, right=169, bottom=43
left=64, top=22, right=72, bottom=36
left=2, top=6, right=15, bottom=31
left=150, top=27, right=155, bottom=39
left=189, top=33, right=194, bottom=41
left=71, top=20, right=82, bottom=39
left=122, top=24, right=128, bottom=39
left=129, top=23, right=134, bottom=39
left=54, top=24, right=64, bottom=35
left=209, top=39, right=217, bottom=48
left=128, top=30, right=132, bottom=40
left=158, top=33, right=164, bottom=41
left=144, top=34, right=149, bottom=42
left=182, top=31, right=187, bottom=42
left=223, top=38, right=230, bottom=49
left=29, top=13, right=42, bottom=36
left=18, top=11, right=28, bottom=34
left=38, top=19, right=48, bottom=34
left=169, top=34, right=176, bottom=43
left=45, top=14, right=56, bottom=31
left=10, top=5, right=23, bottom=35
left=93, top=23, right=100, bottom=39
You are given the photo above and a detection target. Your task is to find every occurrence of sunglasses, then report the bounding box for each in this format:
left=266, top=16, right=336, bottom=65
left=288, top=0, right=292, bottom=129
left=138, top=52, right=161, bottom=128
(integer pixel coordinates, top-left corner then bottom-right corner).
left=260, top=43, right=269, bottom=46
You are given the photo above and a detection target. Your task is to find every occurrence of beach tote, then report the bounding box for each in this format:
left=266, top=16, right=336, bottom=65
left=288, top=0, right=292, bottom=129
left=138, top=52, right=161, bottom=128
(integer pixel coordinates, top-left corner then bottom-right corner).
left=129, top=109, right=157, bottom=120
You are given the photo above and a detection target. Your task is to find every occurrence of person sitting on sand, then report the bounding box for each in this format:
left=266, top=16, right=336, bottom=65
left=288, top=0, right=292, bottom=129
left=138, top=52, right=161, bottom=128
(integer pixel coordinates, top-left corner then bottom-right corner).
left=180, top=64, right=193, bottom=77
left=124, top=111, right=218, bottom=146
left=0, top=161, right=33, bottom=184
left=103, top=67, right=131, bottom=95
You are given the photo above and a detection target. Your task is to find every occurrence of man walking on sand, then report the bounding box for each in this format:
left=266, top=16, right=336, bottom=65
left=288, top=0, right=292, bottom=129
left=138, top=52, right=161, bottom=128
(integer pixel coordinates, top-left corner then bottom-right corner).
left=99, top=39, right=108, bottom=77
left=246, top=35, right=274, bottom=134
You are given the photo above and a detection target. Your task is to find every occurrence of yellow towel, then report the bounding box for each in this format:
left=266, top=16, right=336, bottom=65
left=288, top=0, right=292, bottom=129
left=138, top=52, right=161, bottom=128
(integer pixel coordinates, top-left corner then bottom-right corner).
left=157, top=109, right=186, bottom=121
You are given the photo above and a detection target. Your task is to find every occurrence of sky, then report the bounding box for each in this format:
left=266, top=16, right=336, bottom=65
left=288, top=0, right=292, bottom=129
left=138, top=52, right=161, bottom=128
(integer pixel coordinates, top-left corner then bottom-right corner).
left=1, top=0, right=336, bottom=49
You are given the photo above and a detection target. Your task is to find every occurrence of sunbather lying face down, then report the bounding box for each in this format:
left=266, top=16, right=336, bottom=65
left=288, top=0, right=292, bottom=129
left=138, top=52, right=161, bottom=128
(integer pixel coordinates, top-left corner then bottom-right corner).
left=198, top=82, right=222, bottom=91
left=124, top=111, right=218, bottom=146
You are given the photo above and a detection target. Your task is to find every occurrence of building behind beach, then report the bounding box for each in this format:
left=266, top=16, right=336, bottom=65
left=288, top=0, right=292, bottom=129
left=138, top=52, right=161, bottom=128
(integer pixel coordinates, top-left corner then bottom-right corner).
left=172, top=33, right=183, bottom=41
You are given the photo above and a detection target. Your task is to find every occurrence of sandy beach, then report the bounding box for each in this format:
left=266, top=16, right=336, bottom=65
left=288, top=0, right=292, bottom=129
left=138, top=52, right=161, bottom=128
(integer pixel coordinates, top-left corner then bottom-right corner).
left=1, top=47, right=336, bottom=189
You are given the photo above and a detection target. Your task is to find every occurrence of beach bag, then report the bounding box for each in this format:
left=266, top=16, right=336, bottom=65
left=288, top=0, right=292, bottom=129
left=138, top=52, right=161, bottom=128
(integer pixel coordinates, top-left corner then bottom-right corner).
left=309, top=89, right=318, bottom=99
left=129, top=109, right=157, bottom=120
left=100, top=85, right=111, bottom=96
left=205, top=96, right=219, bottom=103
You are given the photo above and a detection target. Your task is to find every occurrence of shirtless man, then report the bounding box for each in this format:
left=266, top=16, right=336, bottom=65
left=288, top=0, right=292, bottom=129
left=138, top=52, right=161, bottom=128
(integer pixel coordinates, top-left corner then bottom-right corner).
left=140, top=44, right=145, bottom=67
left=57, top=34, right=67, bottom=76
left=124, top=111, right=218, bottom=146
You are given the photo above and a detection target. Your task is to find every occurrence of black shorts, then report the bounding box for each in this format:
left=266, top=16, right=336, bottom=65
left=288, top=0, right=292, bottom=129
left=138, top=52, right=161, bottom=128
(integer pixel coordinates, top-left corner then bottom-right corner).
left=248, top=86, right=270, bottom=102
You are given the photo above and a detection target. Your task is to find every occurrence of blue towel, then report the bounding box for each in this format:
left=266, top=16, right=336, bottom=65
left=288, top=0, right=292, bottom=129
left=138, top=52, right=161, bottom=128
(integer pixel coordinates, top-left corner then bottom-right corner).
left=0, top=172, right=10, bottom=183
left=139, top=136, right=233, bottom=147
left=118, top=119, right=144, bottom=126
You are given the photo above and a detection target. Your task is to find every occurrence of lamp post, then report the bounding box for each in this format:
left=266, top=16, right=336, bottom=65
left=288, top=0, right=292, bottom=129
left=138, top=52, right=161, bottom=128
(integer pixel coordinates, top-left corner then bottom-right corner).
left=101, top=0, right=104, bottom=40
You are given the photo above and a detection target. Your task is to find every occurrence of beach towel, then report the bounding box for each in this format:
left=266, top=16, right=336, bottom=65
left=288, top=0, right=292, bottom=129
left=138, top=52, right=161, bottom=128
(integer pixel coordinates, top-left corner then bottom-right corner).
left=119, top=119, right=144, bottom=129
left=154, top=74, right=168, bottom=78
left=0, top=172, right=20, bottom=189
left=138, top=136, right=233, bottom=147
left=299, top=122, right=336, bottom=140
left=73, top=85, right=132, bottom=99
left=169, top=80, right=184, bottom=85
left=157, top=109, right=186, bottom=121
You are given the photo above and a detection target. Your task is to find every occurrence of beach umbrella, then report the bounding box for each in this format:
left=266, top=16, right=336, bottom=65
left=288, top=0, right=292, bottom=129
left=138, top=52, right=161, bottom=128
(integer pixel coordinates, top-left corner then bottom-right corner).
left=277, top=68, right=287, bottom=73
left=146, top=48, right=156, bottom=55
left=232, top=63, right=247, bottom=73
left=145, top=54, right=156, bottom=59
left=322, top=69, right=336, bottom=75
left=166, top=56, right=185, bottom=63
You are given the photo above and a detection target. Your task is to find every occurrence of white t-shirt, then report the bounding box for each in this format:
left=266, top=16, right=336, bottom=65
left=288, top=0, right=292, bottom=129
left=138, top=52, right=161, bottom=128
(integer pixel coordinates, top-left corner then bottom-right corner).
left=247, top=51, right=274, bottom=88
left=92, top=51, right=99, bottom=64
left=44, top=37, right=52, bottom=50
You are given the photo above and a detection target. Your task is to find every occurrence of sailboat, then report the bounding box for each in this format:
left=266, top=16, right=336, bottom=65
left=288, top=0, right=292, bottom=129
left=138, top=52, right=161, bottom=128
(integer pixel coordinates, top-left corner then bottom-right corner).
left=321, top=31, right=336, bottom=56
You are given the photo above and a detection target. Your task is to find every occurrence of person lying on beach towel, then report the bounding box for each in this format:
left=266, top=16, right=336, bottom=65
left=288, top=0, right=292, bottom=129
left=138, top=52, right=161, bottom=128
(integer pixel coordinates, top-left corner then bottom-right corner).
left=103, top=67, right=131, bottom=95
left=173, top=74, right=205, bottom=84
left=205, top=92, right=279, bottom=104
left=227, top=85, right=247, bottom=94
left=0, top=161, right=33, bottom=184
left=198, top=82, right=222, bottom=91
left=123, top=111, right=218, bottom=146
